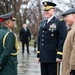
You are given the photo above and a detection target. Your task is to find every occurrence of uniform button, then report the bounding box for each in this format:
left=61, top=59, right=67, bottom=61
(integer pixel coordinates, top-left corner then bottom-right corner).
left=42, top=35, right=44, bottom=37
left=42, top=44, right=44, bottom=45
left=43, top=31, right=44, bottom=32
left=42, top=39, right=44, bottom=41
left=51, top=34, right=54, bottom=36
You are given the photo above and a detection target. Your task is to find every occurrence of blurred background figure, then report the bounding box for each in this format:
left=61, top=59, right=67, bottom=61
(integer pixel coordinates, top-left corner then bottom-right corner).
left=19, top=23, right=31, bottom=55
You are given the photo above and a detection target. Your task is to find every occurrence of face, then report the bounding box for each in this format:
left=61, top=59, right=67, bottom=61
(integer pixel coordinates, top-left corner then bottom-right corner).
left=64, top=14, right=74, bottom=26
left=43, top=9, right=55, bottom=18
left=23, top=24, right=27, bottom=28
left=6, top=20, right=15, bottom=30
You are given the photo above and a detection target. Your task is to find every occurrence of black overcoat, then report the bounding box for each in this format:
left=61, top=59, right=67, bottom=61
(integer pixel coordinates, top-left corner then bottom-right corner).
left=19, top=28, right=31, bottom=43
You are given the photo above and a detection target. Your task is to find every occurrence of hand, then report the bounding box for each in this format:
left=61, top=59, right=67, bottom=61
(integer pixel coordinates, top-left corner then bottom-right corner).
left=56, top=58, right=62, bottom=63
left=36, top=58, right=40, bottom=63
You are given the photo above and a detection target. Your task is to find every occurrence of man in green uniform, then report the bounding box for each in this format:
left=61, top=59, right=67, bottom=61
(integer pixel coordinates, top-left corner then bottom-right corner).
left=0, top=11, right=19, bottom=75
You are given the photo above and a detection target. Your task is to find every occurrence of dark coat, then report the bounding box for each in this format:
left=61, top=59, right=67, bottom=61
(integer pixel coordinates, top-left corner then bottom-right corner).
left=37, top=16, right=67, bottom=63
left=0, top=26, right=18, bottom=75
left=19, top=28, right=31, bottom=43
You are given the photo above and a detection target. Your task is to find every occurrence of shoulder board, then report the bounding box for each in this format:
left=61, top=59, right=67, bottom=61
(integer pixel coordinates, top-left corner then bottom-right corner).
left=59, top=18, right=63, bottom=21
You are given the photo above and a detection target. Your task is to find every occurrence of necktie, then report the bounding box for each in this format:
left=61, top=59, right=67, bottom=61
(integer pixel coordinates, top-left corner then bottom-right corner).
left=44, top=19, right=48, bottom=27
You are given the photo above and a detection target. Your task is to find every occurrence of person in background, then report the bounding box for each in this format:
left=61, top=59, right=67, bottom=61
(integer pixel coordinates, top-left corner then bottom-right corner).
left=62, top=8, right=75, bottom=75
left=36, top=1, right=67, bottom=75
left=0, top=11, right=19, bottom=75
left=19, top=23, right=31, bottom=55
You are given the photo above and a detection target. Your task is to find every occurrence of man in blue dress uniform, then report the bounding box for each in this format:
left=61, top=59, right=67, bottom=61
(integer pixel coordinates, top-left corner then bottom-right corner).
left=36, top=1, right=67, bottom=75
left=0, top=11, right=19, bottom=75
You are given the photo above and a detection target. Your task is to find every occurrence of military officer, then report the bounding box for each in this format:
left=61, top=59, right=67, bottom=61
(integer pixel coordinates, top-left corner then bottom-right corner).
left=0, top=11, right=19, bottom=75
left=36, top=1, right=67, bottom=75
left=62, top=8, right=75, bottom=75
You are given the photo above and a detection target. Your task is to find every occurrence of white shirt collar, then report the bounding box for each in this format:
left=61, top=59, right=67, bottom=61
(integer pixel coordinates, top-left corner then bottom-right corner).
left=47, top=14, right=55, bottom=23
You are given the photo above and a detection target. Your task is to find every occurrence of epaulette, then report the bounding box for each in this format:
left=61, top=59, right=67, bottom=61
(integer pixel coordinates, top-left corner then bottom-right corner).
left=59, top=18, right=63, bottom=21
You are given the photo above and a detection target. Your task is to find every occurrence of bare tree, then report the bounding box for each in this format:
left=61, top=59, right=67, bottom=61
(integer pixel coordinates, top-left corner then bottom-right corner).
left=0, top=0, right=22, bottom=33
left=20, top=0, right=43, bottom=38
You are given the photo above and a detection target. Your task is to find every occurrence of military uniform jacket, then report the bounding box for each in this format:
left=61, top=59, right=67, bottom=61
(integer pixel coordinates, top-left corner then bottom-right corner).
left=0, top=26, right=18, bottom=75
left=62, top=23, right=75, bottom=75
left=37, top=16, right=67, bottom=63
left=19, top=28, right=31, bottom=43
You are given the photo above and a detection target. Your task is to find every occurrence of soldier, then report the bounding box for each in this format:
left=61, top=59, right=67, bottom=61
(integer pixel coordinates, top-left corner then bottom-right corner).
left=36, top=1, right=67, bottom=75
left=62, top=8, right=75, bottom=75
left=0, top=11, right=19, bottom=75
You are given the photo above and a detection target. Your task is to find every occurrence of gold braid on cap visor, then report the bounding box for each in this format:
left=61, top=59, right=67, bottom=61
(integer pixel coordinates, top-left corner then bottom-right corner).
left=43, top=6, right=54, bottom=11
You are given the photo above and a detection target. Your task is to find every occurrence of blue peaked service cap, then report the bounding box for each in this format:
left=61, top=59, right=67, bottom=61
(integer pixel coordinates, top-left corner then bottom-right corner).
left=42, top=1, right=56, bottom=11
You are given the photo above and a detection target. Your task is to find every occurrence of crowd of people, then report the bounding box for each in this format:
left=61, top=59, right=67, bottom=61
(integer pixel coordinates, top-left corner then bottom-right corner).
left=0, top=1, right=75, bottom=75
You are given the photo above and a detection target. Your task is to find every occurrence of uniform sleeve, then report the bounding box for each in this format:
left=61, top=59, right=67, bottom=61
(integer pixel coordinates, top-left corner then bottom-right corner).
left=57, top=20, right=67, bottom=59
left=37, top=34, right=40, bottom=58
left=37, top=20, right=45, bottom=58
left=37, top=23, right=41, bottom=58
left=0, top=32, right=15, bottom=69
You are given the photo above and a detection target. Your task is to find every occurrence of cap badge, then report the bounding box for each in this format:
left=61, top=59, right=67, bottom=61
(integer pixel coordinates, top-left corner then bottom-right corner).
left=44, top=2, right=47, bottom=6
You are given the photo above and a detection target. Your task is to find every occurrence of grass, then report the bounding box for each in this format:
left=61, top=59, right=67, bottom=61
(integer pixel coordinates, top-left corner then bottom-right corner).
left=18, top=39, right=35, bottom=47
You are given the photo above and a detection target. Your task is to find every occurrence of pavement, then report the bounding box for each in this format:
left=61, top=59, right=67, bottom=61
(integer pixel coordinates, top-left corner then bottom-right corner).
left=17, top=46, right=41, bottom=75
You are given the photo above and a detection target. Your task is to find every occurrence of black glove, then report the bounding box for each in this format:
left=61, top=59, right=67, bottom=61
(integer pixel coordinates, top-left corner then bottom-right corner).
left=70, top=70, right=75, bottom=75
